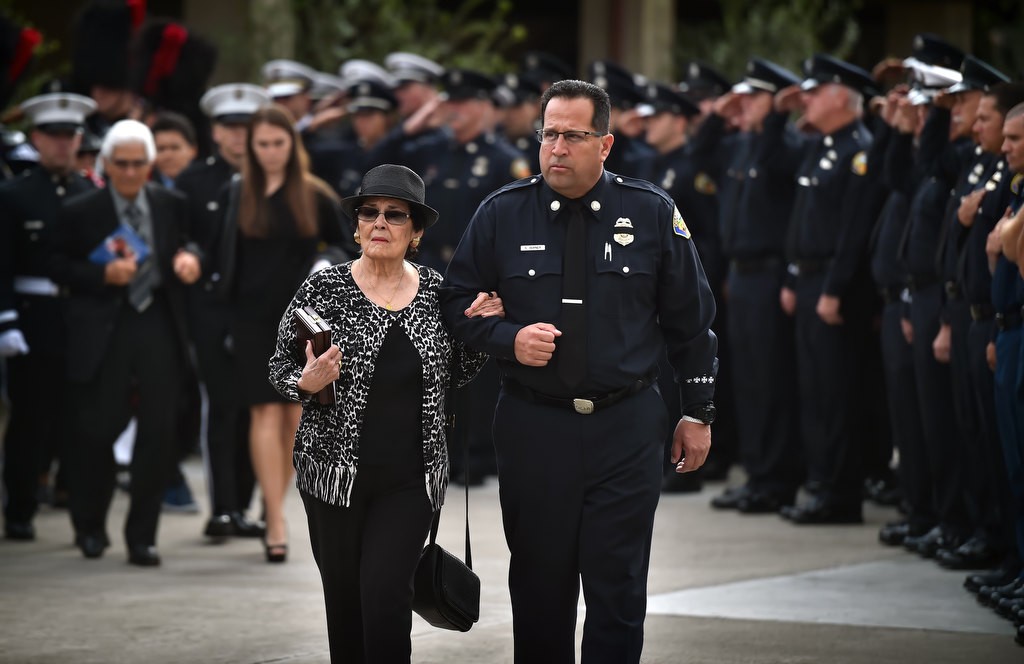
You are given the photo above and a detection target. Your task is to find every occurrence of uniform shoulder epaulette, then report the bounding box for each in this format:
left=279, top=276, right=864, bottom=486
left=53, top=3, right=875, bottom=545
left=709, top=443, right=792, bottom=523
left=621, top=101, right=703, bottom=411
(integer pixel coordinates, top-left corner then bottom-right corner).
left=610, top=172, right=674, bottom=206
left=480, top=174, right=541, bottom=205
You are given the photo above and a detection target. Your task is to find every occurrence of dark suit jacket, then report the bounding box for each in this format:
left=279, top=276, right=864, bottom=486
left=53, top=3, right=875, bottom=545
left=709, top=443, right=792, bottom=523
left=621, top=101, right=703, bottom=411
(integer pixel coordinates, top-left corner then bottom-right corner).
left=50, top=183, right=196, bottom=383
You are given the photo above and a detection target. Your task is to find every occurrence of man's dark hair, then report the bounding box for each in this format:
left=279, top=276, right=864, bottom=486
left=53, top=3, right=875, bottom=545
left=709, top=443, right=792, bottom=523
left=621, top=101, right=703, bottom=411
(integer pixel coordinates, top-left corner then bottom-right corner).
left=540, top=79, right=611, bottom=134
left=151, top=111, right=197, bottom=147
left=987, top=83, right=1024, bottom=117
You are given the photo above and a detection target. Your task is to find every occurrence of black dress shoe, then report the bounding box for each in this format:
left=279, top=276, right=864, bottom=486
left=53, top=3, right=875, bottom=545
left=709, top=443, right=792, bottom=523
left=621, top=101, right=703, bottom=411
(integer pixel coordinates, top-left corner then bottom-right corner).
left=229, top=512, right=266, bottom=538
left=737, top=491, right=792, bottom=514
left=4, top=521, right=36, bottom=541
left=204, top=514, right=234, bottom=539
left=780, top=498, right=862, bottom=525
left=1016, top=623, right=1024, bottom=646
left=127, top=544, right=161, bottom=567
left=979, top=579, right=1023, bottom=608
left=907, top=526, right=964, bottom=559
left=662, top=471, right=703, bottom=494
left=710, top=485, right=751, bottom=510
left=936, top=536, right=1002, bottom=570
left=997, top=597, right=1024, bottom=620
left=75, top=532, right=110, bottom=559
left=864, top=475, right=903, bottom=507
left=966, top=567, right=1020, bottom=594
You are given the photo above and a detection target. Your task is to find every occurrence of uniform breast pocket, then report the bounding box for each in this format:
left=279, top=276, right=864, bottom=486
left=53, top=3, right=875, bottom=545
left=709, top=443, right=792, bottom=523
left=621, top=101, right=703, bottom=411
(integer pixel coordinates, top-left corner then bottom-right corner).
left=593, top=252, right=656, bottom=318
left=500, top=252, right=562, bottom=322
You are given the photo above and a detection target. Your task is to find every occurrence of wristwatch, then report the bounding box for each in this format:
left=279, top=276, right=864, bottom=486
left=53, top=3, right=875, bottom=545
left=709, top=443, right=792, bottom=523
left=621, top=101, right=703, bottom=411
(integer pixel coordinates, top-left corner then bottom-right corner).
left=683, top=402, right=716, bottom=425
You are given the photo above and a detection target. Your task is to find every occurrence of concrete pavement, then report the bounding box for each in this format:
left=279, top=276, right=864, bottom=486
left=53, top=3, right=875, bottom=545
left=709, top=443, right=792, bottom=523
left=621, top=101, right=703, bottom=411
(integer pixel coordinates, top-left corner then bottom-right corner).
left=0, top=459, right=1019, bottom=663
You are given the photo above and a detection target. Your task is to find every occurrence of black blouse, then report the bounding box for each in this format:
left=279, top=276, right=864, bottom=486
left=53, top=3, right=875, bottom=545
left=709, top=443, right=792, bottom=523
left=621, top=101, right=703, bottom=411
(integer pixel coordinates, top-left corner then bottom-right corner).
left=358, top=323, right=424, bottom=466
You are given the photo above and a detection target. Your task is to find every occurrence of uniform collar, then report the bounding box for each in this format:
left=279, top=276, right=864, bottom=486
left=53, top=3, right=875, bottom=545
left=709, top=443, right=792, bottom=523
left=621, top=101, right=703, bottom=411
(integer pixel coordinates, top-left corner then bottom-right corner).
left=541, top=170, right=612, bottom=222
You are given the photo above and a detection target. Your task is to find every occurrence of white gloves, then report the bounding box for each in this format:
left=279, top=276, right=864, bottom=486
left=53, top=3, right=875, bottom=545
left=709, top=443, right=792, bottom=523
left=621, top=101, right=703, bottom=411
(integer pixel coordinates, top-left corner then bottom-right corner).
left=0, top=329, right=29, bottom=357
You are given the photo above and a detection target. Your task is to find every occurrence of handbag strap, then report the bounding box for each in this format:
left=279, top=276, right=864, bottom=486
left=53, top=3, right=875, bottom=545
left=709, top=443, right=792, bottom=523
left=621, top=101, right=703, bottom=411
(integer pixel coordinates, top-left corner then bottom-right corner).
left=429, top=411, right=473, bottom=569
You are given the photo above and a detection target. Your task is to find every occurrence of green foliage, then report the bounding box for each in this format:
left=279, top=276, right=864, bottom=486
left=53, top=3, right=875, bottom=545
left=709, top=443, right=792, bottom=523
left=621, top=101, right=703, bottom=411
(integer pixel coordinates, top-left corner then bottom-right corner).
left=675, top=0, right=861, bottom=81
left=292, top=0, right=527, bottom=74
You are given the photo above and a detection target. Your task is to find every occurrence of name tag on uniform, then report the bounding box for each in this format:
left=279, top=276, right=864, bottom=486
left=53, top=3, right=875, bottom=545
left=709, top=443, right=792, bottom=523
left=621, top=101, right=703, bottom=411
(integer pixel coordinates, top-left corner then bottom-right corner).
left=520, top=244, right=545, bottom=252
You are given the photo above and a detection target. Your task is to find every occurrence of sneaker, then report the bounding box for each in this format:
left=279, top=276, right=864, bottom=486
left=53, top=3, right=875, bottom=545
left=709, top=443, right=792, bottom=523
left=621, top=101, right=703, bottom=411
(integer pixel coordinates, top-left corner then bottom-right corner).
left=162, top=480, right=200, bottom=513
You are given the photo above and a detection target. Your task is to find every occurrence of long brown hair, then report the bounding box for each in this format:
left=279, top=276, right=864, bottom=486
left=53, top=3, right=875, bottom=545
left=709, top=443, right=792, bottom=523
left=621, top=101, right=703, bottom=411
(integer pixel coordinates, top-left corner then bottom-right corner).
left=237, top=104, right=336, bottom=238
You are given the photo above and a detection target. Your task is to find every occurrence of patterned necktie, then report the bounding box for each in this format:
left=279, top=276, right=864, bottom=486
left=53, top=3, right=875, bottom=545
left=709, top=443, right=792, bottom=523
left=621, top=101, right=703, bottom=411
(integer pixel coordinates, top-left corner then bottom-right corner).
left=124, top=204, right=154, bottom=312
left=557, top=201, right=587, bottom=389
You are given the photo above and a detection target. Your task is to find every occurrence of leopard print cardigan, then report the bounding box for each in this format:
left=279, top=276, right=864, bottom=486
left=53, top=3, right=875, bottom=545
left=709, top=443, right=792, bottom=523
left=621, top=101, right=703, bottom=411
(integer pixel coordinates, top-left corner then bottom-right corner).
left=269, top=261, right=487, bottom=509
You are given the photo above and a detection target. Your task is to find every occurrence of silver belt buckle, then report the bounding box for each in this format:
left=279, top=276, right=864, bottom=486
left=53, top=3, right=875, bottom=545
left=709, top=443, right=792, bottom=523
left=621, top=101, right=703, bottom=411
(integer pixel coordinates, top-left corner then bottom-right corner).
left=572, top=398, right=594, bottom=415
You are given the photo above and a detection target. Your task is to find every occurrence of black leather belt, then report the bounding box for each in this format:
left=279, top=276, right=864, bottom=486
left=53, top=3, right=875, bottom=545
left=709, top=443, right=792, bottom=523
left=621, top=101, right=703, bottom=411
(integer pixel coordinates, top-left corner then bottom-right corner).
left=907, top=275, right=939, bottom=292
left=730, top=256, right=783, bottom=274
left=502, top=375, right=655, bottom=415
left=996, top=309, right=1023, bottom=332
left=945, top=281, right=962, bottom=300
left=879, top=286, right=901, bottom=305
left=795, top=258, right=832, bottom=275
left=970, top=303, right=995, bottom=321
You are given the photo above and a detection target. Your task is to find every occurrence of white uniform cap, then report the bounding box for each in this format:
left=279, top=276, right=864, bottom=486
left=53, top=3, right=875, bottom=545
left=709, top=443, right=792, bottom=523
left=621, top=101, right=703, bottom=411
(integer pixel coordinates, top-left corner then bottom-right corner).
left=20, top=93, right=97, bottom=129
left=310, top=72, right=348, bottom=99
left=339, top=59, right=396, bottom=87
left=200, top=83, right=271, bottom=122
left=262, top=59, right=317, bottom=98
left=384, top=52, right=444, bottom=84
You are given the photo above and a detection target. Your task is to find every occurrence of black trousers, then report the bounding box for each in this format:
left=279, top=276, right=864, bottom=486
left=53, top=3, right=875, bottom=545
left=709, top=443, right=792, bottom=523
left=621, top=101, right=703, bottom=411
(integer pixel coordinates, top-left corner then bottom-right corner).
left=67, top=297, right=183, bottom=547
left=189, top=292, right=254, bottom=515
left=911, top=287, right=969, bottom=531
left=879, top=300, right=930, bottom=526
left=3, top=296, right=68, bottom=525
left=301, top=462, right=433, bottom=664
left=726, top=267, right=801, bottom=497
left=493, top=385, right=666, bottom=664
left=794, top=273, right=862, bottom=504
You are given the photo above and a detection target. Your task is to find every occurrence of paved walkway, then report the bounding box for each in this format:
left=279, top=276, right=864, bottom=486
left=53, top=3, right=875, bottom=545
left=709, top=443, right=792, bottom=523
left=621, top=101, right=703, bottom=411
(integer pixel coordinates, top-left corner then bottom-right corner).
left=0, top=459, right=1018, bottom=663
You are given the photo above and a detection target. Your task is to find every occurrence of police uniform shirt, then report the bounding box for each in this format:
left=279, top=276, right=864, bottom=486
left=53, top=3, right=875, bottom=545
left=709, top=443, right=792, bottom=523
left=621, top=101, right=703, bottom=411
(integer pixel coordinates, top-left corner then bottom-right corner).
left=175, top=153, right=235, bottom=270
left=868, top=124, right=913, bottom=291
left=368, top=126, right=530, bottom=268
left=650, top=143, right=723, bottom=284
left=308, top=135, right=368, bottom=199
left=786, top=118, right=873, bottom=295
left=961, top=156, right=1013, bottom=305
left=439, top=170, right=718, bottom=406
left=0, top=167, right=93, bottom=335
left=690, top=111, right=799, bottom=262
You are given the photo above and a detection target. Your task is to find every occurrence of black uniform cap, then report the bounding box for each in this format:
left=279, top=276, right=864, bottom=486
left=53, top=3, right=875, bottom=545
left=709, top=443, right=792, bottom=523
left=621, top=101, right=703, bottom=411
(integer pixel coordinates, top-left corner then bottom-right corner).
left=678, top=61, right=731, bottom=101
left=347, top=80, right=397, bottom=113
left=642, top=82, right=699, bottom=117
left=521, top=51, right=572, bottom=87
left=910, top=33, right=964, bottom=71
left=589, top=60, right=647, bottom=110
left=732, top=58, right=801, bottom=95
left=441, top=68, right=496, bottom=102
left=945, top=55, right=1011, bottom=95
left=800, top=53, right=877, bottom=98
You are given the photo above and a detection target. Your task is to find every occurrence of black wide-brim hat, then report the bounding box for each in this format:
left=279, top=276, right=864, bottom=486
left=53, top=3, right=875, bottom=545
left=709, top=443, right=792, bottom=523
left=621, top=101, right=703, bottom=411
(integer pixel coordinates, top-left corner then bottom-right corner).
left=341, top=164, right=439, bottom=229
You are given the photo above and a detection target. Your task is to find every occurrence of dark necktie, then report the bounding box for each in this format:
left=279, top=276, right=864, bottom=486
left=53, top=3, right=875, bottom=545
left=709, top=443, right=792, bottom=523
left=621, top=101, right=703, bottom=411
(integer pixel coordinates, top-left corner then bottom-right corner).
left=125, top=204, right=154, bottom=312
left=557, top=201, right=587, bottom=389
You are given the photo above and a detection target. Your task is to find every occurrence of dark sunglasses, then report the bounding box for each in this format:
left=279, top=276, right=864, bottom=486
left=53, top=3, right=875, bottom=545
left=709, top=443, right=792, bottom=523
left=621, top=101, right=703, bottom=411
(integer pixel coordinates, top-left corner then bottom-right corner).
left=355, top=206, right=412, bottom=225
left=110, top=158, right=149, bottom=170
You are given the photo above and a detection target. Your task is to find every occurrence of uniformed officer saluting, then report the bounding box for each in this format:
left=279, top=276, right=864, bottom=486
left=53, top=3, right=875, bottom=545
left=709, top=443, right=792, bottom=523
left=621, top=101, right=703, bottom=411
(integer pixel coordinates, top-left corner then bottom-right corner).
left=0, top=92, right=97, bottom=541
left=440, top=79, right=718, bottom=664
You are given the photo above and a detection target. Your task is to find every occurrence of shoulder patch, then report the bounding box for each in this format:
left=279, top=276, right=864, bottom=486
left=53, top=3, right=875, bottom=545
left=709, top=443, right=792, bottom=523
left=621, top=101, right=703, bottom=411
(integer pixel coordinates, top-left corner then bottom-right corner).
left=851, top=151, right=868, bottom=176
left=694, top=172, right=717, bottom=195
left=1011, top=173, right=1023, bottom=196
left=510, top=157, right=532, bottom=180
left=672, top=206, right=691, bottom=239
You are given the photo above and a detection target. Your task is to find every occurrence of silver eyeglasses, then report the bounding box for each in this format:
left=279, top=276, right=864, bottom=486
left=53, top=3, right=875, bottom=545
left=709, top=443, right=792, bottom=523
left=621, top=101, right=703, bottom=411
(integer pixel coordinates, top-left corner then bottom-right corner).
left=535, top=129, right=605, bottom=145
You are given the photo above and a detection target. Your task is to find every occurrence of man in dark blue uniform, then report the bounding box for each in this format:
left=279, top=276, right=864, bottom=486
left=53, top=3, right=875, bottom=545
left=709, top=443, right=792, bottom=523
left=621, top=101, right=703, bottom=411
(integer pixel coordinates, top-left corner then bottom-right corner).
left=176, top=83, right=271, bottom=540
left=440, top=79, right=717, bottom=663
left=769, top=55, right=876, bottom=524
left=689, top=58, right=805, bottom=512
left=0, top=92, right=97, bottom=540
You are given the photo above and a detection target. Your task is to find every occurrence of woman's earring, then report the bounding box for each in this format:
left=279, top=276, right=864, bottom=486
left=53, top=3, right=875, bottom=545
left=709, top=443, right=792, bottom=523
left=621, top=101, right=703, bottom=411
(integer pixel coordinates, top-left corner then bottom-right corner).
left=353, top=231, right=361, bottom=245
left=411, top=237, right=421, bottom=248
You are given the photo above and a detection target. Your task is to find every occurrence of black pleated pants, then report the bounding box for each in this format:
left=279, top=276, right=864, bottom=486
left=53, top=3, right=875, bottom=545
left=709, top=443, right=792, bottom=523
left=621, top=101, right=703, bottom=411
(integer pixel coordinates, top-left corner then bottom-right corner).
left=301, top=462, right=433, bottom=664
left=493, top=385, right=666, bottom=664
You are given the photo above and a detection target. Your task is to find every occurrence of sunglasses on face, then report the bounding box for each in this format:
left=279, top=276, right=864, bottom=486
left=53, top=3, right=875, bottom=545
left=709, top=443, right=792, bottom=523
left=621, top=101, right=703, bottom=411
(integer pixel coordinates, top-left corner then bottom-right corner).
left=355, top=206, right=412, bottom=225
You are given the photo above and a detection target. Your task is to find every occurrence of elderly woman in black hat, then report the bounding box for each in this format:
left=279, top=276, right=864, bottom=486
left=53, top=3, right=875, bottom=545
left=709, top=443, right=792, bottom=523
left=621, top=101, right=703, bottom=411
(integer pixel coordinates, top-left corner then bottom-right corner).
left=268, top=164, right=500, bottom=662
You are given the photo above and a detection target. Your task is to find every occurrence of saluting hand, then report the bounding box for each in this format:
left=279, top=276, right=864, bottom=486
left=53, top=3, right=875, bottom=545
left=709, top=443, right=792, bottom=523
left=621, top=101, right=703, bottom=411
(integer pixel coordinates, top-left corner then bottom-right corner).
left=514, top=322, right=561, bottom=367
left=297, top=341, right=342, bottom=395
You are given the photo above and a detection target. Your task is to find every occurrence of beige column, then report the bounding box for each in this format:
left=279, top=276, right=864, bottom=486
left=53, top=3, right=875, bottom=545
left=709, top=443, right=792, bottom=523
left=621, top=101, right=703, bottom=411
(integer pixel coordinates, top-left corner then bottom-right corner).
left=579, top=0, right=676, bottom=80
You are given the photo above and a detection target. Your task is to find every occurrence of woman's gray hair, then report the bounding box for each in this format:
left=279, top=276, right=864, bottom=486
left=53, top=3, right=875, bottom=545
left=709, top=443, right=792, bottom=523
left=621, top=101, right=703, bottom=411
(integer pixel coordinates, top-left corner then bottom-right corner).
left=100, top=119, right=156, bottom=162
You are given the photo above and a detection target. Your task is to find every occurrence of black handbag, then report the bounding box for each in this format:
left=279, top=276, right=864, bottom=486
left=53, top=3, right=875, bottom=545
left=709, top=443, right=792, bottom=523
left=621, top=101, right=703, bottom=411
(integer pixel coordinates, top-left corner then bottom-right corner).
left=411, top=414, right=480, bottom=631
